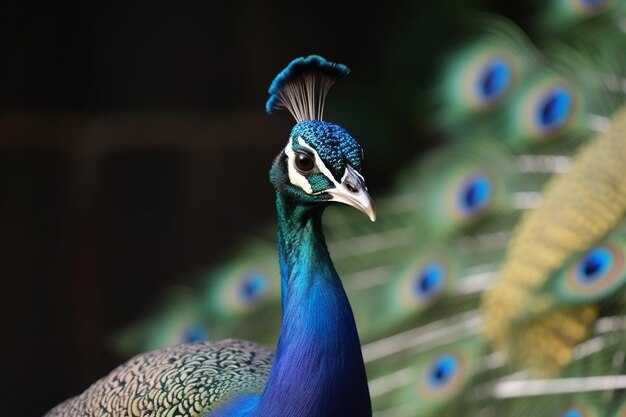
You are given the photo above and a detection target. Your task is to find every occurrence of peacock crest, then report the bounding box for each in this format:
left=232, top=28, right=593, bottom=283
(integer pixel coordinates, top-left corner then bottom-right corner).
left=265, top=54, right=350, bottom=121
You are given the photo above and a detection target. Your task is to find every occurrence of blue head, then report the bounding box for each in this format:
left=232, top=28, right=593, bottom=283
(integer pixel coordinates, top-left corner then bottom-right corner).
left=267, top=55, right=375, bottom=221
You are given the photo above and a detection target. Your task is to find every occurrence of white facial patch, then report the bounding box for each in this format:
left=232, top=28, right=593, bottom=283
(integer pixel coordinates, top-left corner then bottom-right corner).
left=283, top=136, right=340, bottom=194
left=345, top=164, right=365, bottom=185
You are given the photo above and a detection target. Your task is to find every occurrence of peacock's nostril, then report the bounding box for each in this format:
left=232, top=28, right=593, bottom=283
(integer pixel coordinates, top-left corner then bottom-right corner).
left=345, top=182, right=359, bottom=193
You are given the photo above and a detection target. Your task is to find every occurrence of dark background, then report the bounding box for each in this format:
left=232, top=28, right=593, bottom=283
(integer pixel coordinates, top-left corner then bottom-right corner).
left=0, top=1, right=531, bottom=415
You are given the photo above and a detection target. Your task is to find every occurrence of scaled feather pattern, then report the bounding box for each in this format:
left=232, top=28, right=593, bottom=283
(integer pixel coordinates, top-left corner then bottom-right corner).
left=46, top=340, right=273, bottom=417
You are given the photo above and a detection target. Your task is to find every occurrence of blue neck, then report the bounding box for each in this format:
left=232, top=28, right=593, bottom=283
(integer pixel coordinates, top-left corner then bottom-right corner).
left=252, top=193, right=371, bottom=417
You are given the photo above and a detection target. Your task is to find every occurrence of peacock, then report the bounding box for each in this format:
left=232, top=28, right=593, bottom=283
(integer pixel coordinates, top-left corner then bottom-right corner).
left=106, top=2, right=626, bottom=417
left=45, top=55, right=377, bottom=417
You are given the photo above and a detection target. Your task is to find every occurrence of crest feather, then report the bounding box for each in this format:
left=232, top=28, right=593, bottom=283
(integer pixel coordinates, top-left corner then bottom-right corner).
left=266, top=55, right=350, bottom=121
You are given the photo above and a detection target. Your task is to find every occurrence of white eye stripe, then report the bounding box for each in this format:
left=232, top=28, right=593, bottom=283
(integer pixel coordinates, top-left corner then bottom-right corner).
left=284, top=137, right=313, bottom=194
left=296, top=137, right=340, bottom=189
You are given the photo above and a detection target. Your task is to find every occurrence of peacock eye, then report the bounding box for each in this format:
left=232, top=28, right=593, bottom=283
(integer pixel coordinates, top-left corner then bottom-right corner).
left=294, top=151, right=315, bottom=172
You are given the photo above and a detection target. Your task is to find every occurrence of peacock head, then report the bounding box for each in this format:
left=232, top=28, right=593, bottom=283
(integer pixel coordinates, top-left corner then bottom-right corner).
left=266, top=55, right=375, bottom=221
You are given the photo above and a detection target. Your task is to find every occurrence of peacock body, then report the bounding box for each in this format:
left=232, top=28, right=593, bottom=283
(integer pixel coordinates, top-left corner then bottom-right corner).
left=45, top=340, right=274, bottom=417
left=46, top=55, right=376, bottom=417
left=107, top=2, right=626, bottom=417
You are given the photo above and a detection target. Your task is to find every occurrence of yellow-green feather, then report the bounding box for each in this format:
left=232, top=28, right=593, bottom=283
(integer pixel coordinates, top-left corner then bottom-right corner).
left=482, top=104, right=626, bottom=373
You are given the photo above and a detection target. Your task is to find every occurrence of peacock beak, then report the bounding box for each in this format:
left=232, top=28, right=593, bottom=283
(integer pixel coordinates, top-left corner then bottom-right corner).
left=326, top=165, right=376, bottom=222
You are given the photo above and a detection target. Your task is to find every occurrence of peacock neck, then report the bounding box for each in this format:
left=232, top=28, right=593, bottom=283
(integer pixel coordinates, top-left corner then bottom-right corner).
left=252, top=192, right=372, bottom=417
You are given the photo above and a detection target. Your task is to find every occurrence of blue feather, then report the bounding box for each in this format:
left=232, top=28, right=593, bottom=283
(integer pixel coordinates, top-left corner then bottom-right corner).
left=414, top=262, right=447, bottom=300
left=247, top=196, right=371, bottom=417
left=534, top=86, right=574, bottom=131
left=475, top=57, right=514, bottom=105
left=427, top=354, right=460, bottom=390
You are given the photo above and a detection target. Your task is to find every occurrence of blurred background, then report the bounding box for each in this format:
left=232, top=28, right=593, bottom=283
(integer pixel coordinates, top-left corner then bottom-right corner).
left=3, top=1, right=622, bottom=417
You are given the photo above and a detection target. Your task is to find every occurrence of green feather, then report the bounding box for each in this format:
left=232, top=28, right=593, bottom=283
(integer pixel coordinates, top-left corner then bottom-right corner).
left=200, top=238, right=280, bottom=319
left=369, top=337, right=486, bottom=417
left=431, top=15, right=541, bottom=137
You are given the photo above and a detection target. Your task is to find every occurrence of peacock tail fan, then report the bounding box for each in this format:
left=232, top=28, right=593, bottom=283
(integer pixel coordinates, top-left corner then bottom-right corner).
left=497, top=66, right=589, bottom=150
left=506, top=36, right=626, bottom=151
left=474, top=315, right=626, bottom=417
left=199, top=237, right=280, bottom=320
left=192, top=237, right=282, bottom=347
left=532, top=0, right=626, bottom=130
left=397, top=137, right=553, bottom=241
left=429, top=14, right=542, bottom=139
left=492, top=39, right=626, bottom=152
left=502, top=226, right=626, bottom=377
left=367, top=337, right=487, bottom=417
left=548, top=223, right=626, bottom=307
left=429, top=8, right=626, bottom=155
left=109, top=286, right=210, bottom=356
left=348, top=245, right=470, bottom=343
left=482, top=103, right=626, bottom=375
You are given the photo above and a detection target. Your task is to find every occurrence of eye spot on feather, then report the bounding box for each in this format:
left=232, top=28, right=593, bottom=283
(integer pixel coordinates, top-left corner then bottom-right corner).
left=476, top=57, right=512, bottom=105
left=181, top=323, right=209, bottom=344
left=217, top=264, right=277, bottom=315
left=237, top=272, right=269, bottom=305
left=398, top=257, right=453, bottom=309
left=520, top=79, right=578, bottom=140
left=578, top=247, right=611, bottom=282
left=570, top=245, right=623, bottom=292
left=536, top=87, right=572, bottom=131
left=554, top=242, right=626, bottom=304
left=413, top=262, right=446, bottom=300
left=457, top=50, right=516, bottom=111
left=428, top=354, right=458, bottom=388
left=568, top=244, right=624, bottom=294
left=450, top=171, right=495, bottom=222
left=418, top=352, right=467, bottom=397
